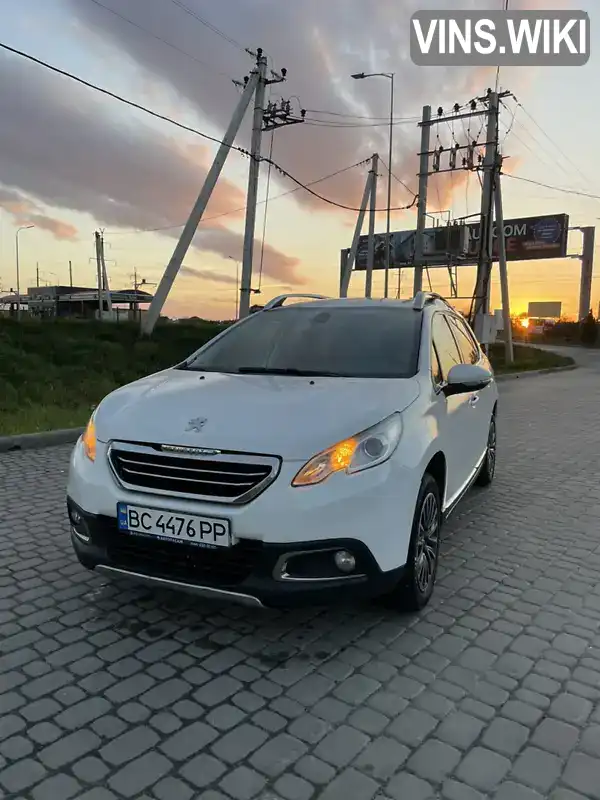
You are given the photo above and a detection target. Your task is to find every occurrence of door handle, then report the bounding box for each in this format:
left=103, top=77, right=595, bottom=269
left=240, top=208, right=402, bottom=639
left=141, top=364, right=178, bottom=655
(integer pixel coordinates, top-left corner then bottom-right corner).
left=469, top=394, right=479, bottom=407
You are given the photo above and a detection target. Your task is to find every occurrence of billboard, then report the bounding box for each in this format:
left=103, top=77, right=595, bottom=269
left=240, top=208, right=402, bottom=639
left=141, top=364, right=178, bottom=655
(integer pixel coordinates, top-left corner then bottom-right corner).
left=352, top=213, right=570, bottom=270
left=527, top=301, right=562, bottom=318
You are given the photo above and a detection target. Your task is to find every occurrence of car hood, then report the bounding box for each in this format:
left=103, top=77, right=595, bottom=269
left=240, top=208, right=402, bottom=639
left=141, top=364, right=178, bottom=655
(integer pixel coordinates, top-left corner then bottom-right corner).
left=95, top=368, right=420, bottom=460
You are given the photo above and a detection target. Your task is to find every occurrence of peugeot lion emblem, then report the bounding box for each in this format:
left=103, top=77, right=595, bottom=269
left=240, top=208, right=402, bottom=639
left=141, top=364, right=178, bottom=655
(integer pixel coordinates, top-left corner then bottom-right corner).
left=186, top=417, right=207, bottom=433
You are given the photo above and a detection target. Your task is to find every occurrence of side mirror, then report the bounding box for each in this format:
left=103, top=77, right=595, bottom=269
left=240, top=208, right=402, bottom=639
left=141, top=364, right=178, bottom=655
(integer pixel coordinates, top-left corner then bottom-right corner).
left=444, top=364, right=493, bottom=396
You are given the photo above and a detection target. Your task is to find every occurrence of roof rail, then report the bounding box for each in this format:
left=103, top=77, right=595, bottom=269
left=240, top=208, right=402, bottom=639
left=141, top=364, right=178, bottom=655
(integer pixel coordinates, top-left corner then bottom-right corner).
left=263, top=293, right=329, bottom=310
left=412, top=291, right=455, bottom=311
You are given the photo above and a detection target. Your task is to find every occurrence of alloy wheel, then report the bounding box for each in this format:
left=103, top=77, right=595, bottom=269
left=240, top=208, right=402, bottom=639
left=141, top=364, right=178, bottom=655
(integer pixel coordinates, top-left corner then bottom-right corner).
left=414, top=492, right=439, bottom=594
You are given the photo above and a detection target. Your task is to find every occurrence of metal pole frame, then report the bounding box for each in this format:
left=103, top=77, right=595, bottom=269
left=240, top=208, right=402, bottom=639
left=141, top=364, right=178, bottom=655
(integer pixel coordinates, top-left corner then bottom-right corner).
left=494, top=166, right=514, bottom=364
left=384, top=74, right=394, bottom=299
left=142, top=70, right=260, bottom=335
left=340, top=161, right=374, bottom=298
left=366, top=153, right=379, bottom=298
left=413, top=105, right=432, bottom=296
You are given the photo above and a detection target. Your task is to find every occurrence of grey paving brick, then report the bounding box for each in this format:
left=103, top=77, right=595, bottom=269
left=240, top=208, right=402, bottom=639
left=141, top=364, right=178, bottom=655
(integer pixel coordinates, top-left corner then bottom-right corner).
left=0, top=757, right=47, bottom=793
left=320, top=768, right=379, bottom=800
left=482, top=717, right=530, bottom=756
left=159, top=720, right=218, bottom=760
left=456, top=747, right=511, bottom=792
left=107, top=751, right=172, bottom=798
left=250, top=733, right=308, bottom=777
left=354, top=735, right=409, bottom=779
left=39, top=729, right=100, bottom=769
left=313, top=724, right=369, bottom=768
left=442, top=779, right=486, bottom=800
left=0, top=735, right=33, bottom=760
left=510, top=747, right=563, bottom=792
left=31, top=774, right=81, bottom=800
left=494, top=782, right=544, bottom=800
left=99, top=725, right=159, bottom=766
left=274, top=773, right=314, bottom=800
left=71, top=756, right=110, bottom=783
left=219, top=765, right=266, bottom=800
left=193, top=675, right=243, bottom=707
left=387, top=771, right=436, bottom=800
left=153, top=776, right=194, bottom=800
left=180, top=753, right=227, bottom=788
left=501, top=700, right=544, bottom=727
left=294, top=754, right=336, bottom=786
left=408, top=738, right=462, bottom=783
left=531, top=718, right=579, bottom=757
left=549, top=692, right=593, bottom=724
left=211, top=723, right=268, bottom=763
left=348, top=707, right=390, bottom=735
left=435, top=711, right=486, bottom=750
left=563, top=752, right=600, bottom=799
left=387, top=706, right=438, bottom=746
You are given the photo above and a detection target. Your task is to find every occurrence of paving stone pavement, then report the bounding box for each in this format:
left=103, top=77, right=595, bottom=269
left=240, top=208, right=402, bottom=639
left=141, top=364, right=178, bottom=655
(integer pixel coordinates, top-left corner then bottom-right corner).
left=2, top=352, right=600, bottom=799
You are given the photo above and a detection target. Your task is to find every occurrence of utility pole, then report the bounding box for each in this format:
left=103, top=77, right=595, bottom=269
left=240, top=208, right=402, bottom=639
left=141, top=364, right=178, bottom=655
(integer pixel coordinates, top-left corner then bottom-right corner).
left=94, top=231, right=103, bottom=320
left=36, top=263, right=40, bottom=288
left=141, top=66, right=261, bottom=336
left=340, top=158, right=378, bottom=298
left=413, top=105, right=432, bottom=295
left=472, top=91, right=500, bottom=344
left=365, top=153, right=379, bottom=298
left=69, top=260, right=73, bottom=288
left=239, top=51, right=278, bottom=320
left=494, top=156, right=513, bottom=364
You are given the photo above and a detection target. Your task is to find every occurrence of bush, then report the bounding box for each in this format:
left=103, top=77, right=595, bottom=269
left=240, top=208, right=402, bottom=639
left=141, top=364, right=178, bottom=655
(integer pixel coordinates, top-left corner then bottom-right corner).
left=580, top=312, right=598, bottom=347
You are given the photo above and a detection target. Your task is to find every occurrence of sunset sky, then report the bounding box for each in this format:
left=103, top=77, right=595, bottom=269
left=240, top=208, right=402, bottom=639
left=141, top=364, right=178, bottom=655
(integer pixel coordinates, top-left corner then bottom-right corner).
left=0, top=0, right=598, bottom=321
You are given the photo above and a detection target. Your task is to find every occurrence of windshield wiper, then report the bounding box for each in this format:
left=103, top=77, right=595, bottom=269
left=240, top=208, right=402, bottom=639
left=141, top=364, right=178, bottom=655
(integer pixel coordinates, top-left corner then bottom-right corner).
left=237, top=367, right=344, bottom=377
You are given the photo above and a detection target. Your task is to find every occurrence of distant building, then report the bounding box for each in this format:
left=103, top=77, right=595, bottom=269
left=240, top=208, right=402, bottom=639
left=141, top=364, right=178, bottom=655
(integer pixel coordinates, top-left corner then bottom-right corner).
left=0, top=285, right=154, bottom=320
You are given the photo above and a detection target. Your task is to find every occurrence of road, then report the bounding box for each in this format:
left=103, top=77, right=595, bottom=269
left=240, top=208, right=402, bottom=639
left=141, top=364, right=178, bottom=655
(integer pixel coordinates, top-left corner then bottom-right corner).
left=2, top=351, right=600, bottom=800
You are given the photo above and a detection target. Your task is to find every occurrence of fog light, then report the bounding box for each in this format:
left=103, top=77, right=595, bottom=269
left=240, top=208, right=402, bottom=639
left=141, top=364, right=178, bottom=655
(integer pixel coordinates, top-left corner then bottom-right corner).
left=70, top=508, right=82, bottom=525
left=334, top=550, right=356, bottom=574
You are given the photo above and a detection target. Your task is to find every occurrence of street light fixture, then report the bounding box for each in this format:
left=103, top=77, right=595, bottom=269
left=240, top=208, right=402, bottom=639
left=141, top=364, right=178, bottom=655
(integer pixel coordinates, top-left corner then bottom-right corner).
left=351, top=71, right=395, bottom=298
left=15, top=225, right=34, bottom=320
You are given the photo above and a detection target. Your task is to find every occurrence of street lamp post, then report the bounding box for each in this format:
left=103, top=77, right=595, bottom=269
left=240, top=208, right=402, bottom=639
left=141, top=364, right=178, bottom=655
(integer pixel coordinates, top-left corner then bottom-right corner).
left=229, top=256, right=240, bottom=320
left=351, top=71, right=395, bottom=298
left=15, top=225, right=34, bottom=320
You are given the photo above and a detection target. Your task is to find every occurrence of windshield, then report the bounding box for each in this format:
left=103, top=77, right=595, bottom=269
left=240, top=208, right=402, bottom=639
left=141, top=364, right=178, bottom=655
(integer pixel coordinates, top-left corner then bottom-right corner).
left=182, top=305, right=421, bottom=378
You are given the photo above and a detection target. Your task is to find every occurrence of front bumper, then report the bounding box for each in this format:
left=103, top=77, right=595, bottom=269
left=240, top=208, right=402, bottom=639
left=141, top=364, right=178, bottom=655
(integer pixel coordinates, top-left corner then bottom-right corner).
left=67, top=498, right=404, bottom=608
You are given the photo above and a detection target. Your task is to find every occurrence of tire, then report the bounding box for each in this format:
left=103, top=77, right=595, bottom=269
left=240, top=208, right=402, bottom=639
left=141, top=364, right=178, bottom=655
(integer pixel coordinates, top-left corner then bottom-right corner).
left=475, top=414, right=497, bottom=487
left=384, top=473, right=442, bottom=612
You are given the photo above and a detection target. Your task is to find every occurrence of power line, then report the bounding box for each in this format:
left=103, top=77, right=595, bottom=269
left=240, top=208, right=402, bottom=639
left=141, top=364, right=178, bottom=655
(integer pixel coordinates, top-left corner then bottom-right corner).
left=105, top=160, right=373, bottom=235
left=515, top=99, right=590, bottom=188
left=0, top=40, right=249, bottom=153
left=302, top=117, right=420, bottom=129
left=263, top=157, right=418, bottom=212
left=377, top=157, right=418, bottom=197
left=305, top=108, right=420, bottom=122
left=87, top=0, right=233, bottom=80
left=0, top=40, right=415, bottom=220
left=168, top=0, right=247, bottom=53
left=503, top=172, right=600, bottom=200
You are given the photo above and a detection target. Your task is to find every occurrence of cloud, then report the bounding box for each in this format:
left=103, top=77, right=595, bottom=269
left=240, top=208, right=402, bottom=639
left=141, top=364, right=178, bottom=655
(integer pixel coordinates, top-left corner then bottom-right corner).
left=0, top=0, right=544, bottom=293
left=181, top=266, right=237, bottom=285
left=0, top=185, right=78, bottom=240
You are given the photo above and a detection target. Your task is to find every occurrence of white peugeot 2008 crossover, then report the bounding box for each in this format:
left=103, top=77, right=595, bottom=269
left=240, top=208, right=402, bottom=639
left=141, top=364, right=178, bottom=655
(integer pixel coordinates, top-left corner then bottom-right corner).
left=67, top=292, right=498, bottom=611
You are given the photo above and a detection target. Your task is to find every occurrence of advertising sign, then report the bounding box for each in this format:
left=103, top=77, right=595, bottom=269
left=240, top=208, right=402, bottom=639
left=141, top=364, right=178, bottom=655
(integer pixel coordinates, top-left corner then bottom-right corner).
left=527, top=301, right=562, bottom=319
left=352, top=213, right=569, bottom=270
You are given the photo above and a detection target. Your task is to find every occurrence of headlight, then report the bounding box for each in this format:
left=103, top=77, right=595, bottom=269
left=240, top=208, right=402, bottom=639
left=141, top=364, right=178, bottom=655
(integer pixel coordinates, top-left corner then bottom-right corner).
left=82, top=415, right=97, bottom=462
left=292, top=413, right=403, bottom=487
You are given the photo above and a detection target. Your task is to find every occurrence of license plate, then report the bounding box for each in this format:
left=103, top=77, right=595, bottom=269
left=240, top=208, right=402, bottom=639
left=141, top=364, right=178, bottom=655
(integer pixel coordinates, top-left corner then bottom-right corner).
left=117, top=503, right=231, bottom=548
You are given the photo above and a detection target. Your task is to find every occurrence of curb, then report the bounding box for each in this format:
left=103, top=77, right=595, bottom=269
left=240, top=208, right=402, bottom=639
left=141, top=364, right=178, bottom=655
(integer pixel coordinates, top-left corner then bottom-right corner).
left=495, top=363, right=577, bottom=382
left=0, top=427, right=84, bottom=454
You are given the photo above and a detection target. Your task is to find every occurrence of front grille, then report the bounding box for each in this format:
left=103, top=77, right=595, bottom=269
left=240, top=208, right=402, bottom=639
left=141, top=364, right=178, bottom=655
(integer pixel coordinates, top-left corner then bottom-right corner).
left=109, top=445, right=277, bottom=503
left=107, top=533, right=264, bottom=587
